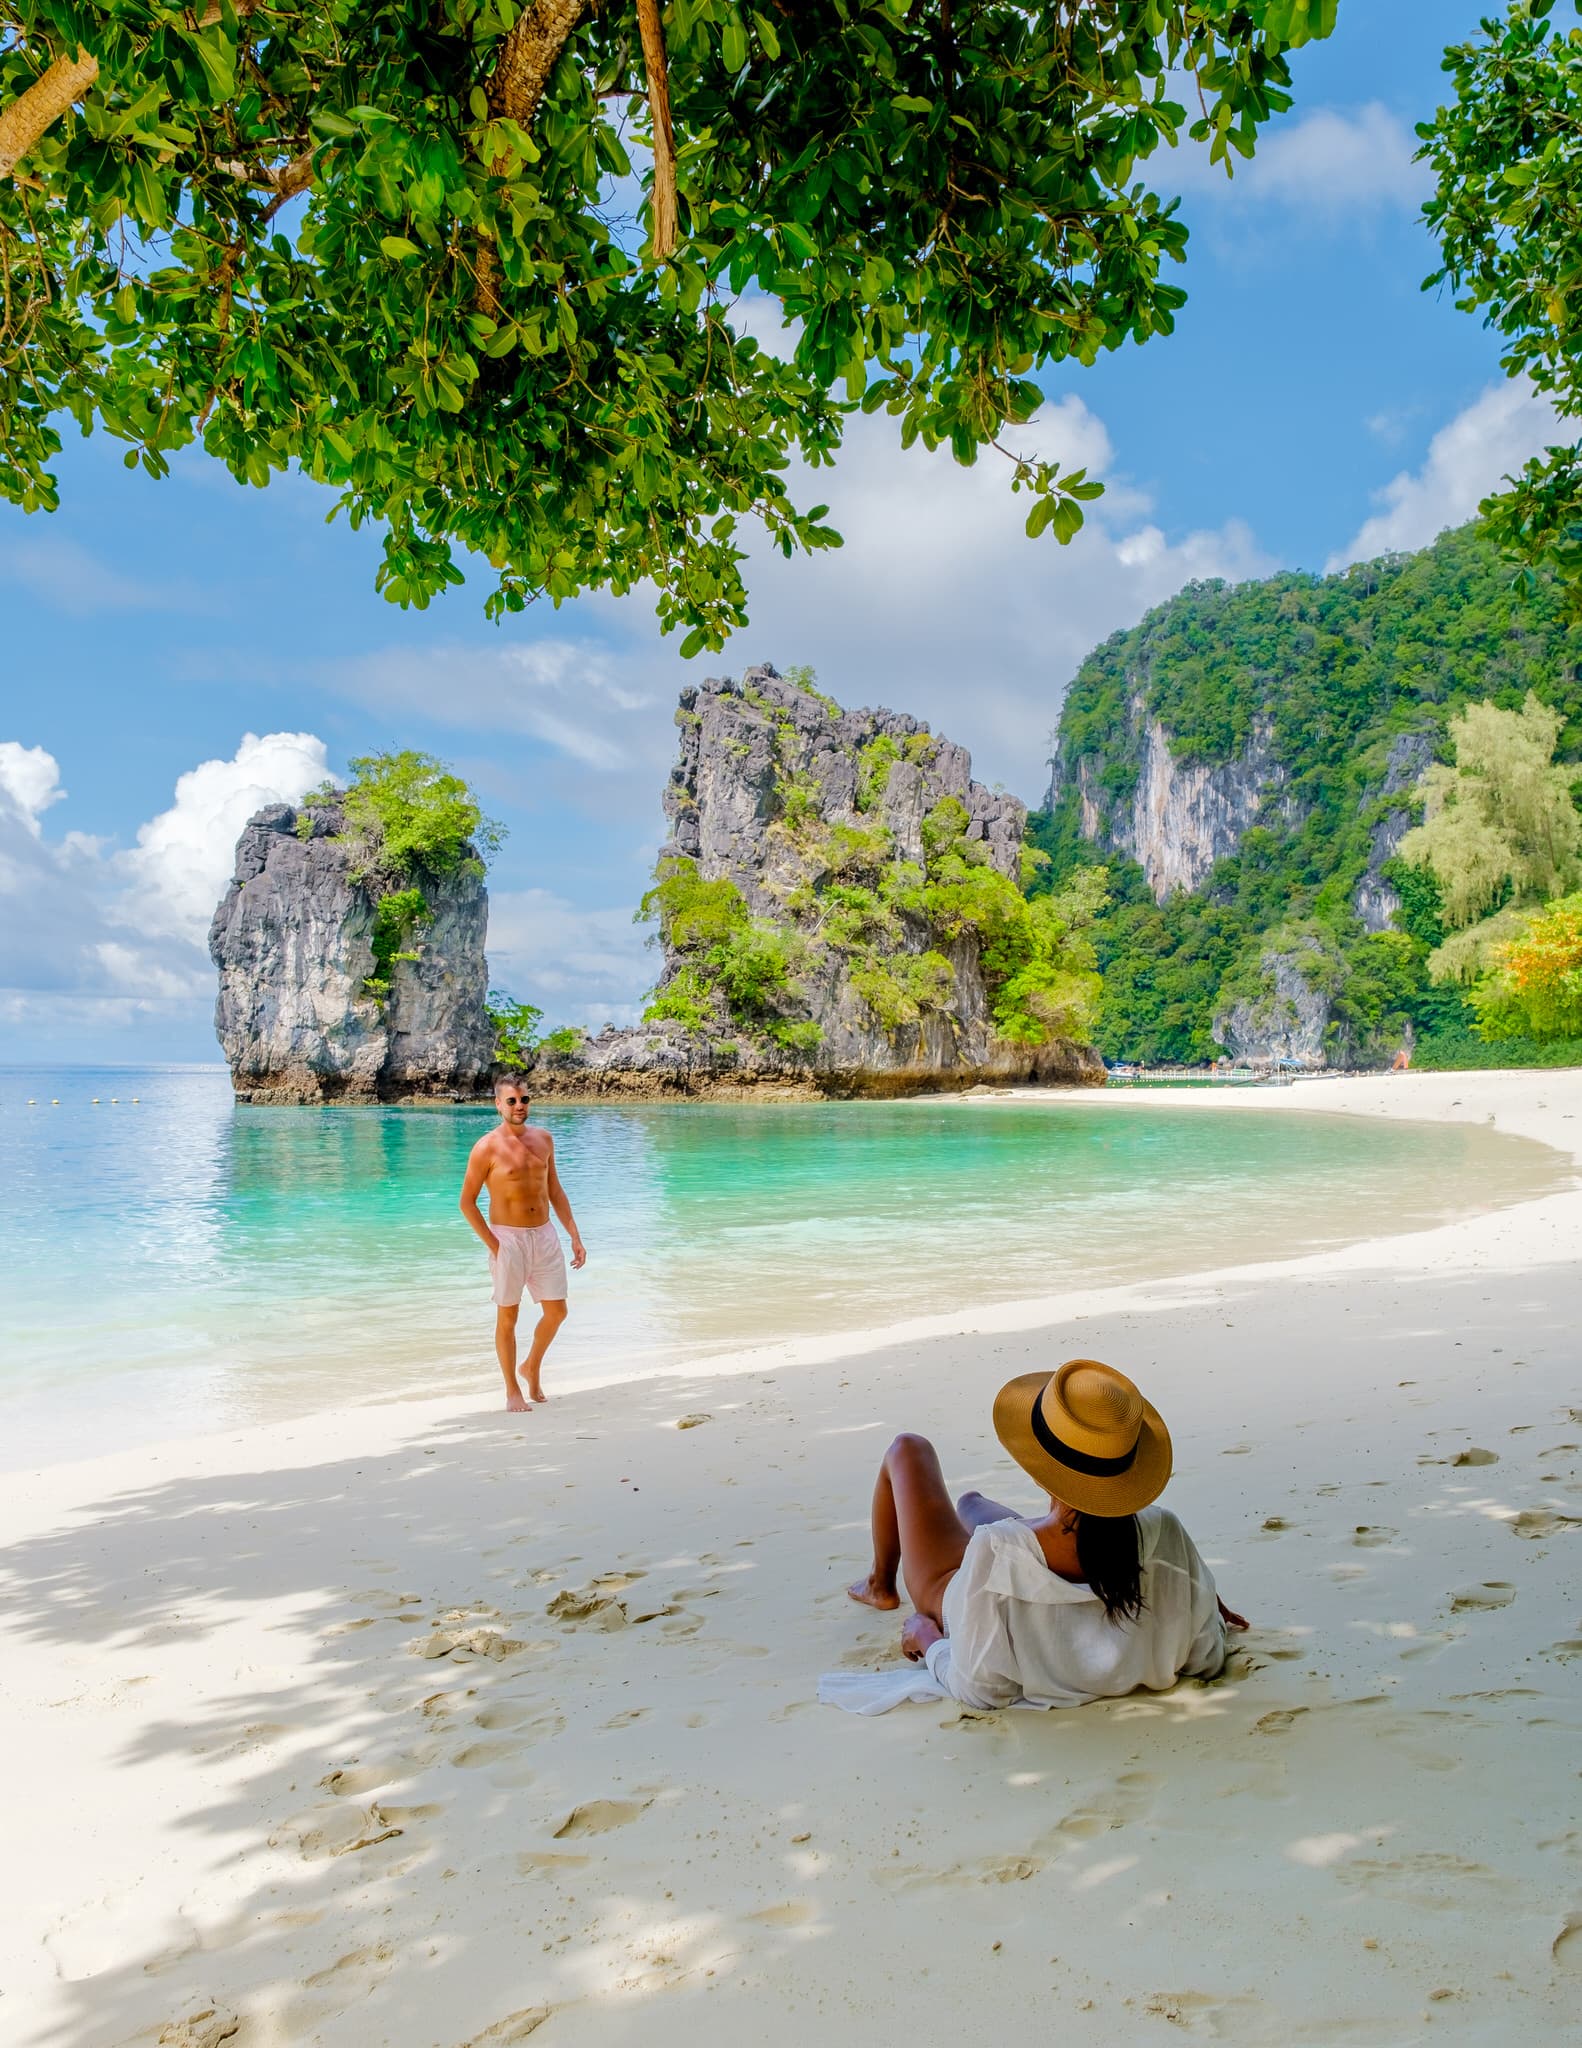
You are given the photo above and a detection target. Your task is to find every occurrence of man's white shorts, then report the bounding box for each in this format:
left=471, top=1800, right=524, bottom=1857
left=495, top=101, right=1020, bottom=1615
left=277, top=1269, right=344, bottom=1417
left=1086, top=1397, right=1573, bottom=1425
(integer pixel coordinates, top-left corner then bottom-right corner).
left=490, top=1222, right=568, bottom=1306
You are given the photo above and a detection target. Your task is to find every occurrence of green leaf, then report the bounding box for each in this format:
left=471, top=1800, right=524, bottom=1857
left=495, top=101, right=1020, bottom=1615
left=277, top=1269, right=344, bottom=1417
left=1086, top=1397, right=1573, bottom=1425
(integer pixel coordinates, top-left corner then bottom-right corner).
left=1024, top=494, right=1057, bottom=538
left=722, top=19, right=748, bottom=73
left=379, top=236, right=421, bottom=260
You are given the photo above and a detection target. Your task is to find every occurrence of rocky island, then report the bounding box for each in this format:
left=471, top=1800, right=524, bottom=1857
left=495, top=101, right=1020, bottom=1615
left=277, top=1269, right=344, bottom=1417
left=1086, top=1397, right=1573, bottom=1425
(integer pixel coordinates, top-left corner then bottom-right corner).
left=209, top=770, right=495, bottom=1104
left=521, top=664, right=1104, bottom=1098
left=210, top=678, right=1105, bottom=1102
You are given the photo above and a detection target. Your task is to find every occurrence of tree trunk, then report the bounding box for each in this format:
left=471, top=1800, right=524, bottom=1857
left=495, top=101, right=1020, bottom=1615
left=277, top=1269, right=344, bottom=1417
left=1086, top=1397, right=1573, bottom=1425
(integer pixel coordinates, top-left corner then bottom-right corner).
left=636, top=0, right=678, bottom=261
left=476, top=0, right=591, bottom=318
left=0, top=50, right=99, bottom=181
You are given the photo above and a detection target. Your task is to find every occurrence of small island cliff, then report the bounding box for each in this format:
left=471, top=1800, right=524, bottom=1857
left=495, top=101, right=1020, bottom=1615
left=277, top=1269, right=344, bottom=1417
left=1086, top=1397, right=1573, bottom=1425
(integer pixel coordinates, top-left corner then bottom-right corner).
left=209, top=800, right=493, bottom=1103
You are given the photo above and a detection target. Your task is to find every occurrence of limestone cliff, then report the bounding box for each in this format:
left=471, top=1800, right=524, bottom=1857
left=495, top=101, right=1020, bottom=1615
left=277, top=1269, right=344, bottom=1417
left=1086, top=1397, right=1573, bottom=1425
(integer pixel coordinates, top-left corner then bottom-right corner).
left=525, top=665, right=1103, bottom=1098
left=1351, top=732, right=1434, bottom=935
left=1211, top=935, right=1342, bottom=1067
left=1047, top=691, right=1296, bottom=905
left=209, top=802, right=493, bottom=1102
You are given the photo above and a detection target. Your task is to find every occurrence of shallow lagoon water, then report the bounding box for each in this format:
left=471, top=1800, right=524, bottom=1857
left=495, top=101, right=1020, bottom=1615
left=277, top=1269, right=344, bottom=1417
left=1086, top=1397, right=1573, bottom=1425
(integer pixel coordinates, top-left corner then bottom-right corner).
left=2, top=1065, right=1569, bottom=1468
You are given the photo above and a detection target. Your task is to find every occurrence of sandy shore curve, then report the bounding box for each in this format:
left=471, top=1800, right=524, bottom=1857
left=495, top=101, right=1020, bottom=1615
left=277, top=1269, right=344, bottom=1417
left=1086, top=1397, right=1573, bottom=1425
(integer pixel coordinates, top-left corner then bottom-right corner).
left=1, top=1069, right=1578, bottom=2046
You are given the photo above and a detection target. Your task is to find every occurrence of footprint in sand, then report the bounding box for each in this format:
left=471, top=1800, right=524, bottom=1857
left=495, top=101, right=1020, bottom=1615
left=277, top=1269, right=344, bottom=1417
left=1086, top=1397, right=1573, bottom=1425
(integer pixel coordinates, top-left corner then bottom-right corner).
left=1452, top=1447, right=1499, bottom=1467
left=1257, top=1517, right=1292, bottom=1536
left=1449, top=1582, right=1516, bottom=1613
left=747, top=1900, right=820, bottom=1927
left=1351, top=1526, right=1399, bottom=1549
left=420, top=1688, right=477, bottom=1721
left=1553, top=1915, right=1582, bottom=1973
left=1333, top=1851, right=1511, bottom=1912
left=553, top=1795, right=654, bottom=1838
left=455, top=2008, right=556, bottom=2044
left=374, top=1800, right=444, bottom=1826
left=155, top=2008, right=246, bottom=2048
left=271, top=1803, right=407, bottom=1862
left=1546, top=1638, right=1582, bottom=1662
left=303, top=1940, right=395, bottom=1992
left=320, top=1764, right=397, bottom=1797
left=1511, top=1508, right=1582, bottom=1540
left=1254, top=1708, right=1308, bottom=1736
left=473, top=1702, right=566, bottom=1741
left=452, top=1740, right=521, bottom=1769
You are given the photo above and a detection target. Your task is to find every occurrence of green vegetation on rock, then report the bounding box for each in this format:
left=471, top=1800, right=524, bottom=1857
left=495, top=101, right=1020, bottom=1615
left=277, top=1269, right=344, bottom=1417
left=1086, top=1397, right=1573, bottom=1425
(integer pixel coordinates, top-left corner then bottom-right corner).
left=487, top=993, right=588, bottom=1071
left=1031, top=525, right=1582, bottom=1066
left=643, top=752, right=1104, bottom=1055
left=639, top=855, right=815, bottom=1052
left=297, top=750, right=501, bottom=1004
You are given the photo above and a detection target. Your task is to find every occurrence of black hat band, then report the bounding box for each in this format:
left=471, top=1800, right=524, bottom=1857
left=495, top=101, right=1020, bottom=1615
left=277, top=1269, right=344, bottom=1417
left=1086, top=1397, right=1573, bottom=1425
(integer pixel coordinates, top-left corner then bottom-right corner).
left=1030, top=1383, right=1140, bottom=1477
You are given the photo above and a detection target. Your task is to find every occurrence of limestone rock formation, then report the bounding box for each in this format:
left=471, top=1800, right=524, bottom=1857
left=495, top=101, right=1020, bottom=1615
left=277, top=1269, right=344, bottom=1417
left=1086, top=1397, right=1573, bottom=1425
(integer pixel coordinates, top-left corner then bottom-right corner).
left=1048, top=692, right=1296, bottom=904
left=1211, top=937, right=1342, bottom=1067
left=524, top=665, right=1104, bottom=1098
left=1351, top=731, right=1433, bottom=934
left=209, top=802, right=493, bottom=1102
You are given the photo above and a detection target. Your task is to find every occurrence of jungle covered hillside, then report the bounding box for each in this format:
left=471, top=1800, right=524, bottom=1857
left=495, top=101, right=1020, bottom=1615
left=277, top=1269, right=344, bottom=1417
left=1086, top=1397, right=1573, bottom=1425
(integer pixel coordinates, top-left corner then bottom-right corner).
left=1029, top=524, right=1582, bottom=1068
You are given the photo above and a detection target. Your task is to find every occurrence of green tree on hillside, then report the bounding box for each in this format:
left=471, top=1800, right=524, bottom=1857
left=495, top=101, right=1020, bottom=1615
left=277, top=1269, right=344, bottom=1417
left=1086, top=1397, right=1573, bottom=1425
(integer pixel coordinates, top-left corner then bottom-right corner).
left=1, top=2, right=1333, bottom=645
left=1418, top=1, right=1582, bottom=590
left=1471, top=892, right=1582, bottom=1039
left=1030, top=525, right=1582, bottom=1066
left=1398, top=694, right=1582, bottom=982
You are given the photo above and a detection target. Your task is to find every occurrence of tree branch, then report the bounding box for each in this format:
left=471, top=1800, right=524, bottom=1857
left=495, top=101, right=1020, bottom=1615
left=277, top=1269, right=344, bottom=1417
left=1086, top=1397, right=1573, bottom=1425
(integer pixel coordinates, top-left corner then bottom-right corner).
left=475, top=0, right=591, bottom=318
left=636, top=0, right=678, bottom=261
left=0, top=50, right=99, bottom=181
left=487, top=0, right=590, bottom=124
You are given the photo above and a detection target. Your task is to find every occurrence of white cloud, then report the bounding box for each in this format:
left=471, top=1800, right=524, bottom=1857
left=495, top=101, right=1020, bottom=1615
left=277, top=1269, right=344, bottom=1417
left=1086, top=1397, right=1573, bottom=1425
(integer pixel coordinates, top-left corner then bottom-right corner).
left=1165, top=102, right=1428, bottom=213
left=707, top=395, right=1276, bottom=786
left=317, top=642, right=654, bottom=772
left=486, top=886, right=652, bottom=1031
left=0, top=731, right=330, bottom=1028
left=1327, top=380, right=1564, bottom=570
left=0, top=534, right=205, bottom=614
left=0, top=741, right=65, bottom=833
left=117, top=730, right=330, bottom=944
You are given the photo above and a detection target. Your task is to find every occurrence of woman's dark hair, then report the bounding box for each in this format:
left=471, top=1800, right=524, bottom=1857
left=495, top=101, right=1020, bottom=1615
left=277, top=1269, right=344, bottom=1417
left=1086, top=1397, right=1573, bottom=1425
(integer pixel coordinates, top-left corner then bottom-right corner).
left=1073, top=1511, right=1145, bottom=1623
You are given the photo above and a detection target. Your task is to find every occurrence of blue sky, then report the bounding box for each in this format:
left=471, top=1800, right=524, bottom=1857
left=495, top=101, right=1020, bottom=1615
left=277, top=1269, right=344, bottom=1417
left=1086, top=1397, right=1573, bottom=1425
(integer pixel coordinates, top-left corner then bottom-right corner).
left=0, top=0, right=1567, bottom=1062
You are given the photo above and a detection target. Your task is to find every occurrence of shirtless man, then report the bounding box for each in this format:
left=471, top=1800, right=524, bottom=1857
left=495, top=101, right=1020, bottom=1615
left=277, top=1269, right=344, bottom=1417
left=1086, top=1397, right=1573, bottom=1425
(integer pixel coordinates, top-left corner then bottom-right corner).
left=459, top=1078, right=586, bottom=1412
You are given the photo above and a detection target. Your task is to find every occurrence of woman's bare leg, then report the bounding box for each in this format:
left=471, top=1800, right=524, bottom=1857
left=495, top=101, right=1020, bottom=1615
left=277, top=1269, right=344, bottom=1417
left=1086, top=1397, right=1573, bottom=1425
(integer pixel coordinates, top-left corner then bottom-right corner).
left=848, top=1434, right=972, bottom=1624
left=957, top=1490, right=1024, bottom=1530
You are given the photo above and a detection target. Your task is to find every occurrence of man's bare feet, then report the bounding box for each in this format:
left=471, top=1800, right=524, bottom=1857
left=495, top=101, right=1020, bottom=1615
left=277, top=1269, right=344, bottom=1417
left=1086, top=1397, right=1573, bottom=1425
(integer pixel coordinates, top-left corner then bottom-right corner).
left=847, top=1575, right=901, bottom=1611
left=505, top=1388, right=530, bottom=1413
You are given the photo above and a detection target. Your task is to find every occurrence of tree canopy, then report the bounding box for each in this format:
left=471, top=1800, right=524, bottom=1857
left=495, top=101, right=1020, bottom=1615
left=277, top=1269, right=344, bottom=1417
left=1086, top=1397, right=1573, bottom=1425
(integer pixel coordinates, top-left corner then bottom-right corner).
left=1418, top=0, right=1582, bottom=589
left=2, top=1, right=1334, bottom=647
left=1398, top=692, right=1582, bottom=982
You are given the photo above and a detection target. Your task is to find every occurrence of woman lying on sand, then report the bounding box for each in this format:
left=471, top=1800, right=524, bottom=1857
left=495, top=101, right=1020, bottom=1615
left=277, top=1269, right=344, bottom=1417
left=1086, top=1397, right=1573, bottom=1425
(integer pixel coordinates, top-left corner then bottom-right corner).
left=846, top=1359, right=1247, bottom=1710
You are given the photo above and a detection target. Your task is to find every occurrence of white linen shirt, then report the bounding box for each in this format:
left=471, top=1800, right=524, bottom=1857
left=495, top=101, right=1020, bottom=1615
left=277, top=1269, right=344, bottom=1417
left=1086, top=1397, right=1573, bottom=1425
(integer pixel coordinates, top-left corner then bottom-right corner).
left=923, top=1505, right=1226, bottom=1710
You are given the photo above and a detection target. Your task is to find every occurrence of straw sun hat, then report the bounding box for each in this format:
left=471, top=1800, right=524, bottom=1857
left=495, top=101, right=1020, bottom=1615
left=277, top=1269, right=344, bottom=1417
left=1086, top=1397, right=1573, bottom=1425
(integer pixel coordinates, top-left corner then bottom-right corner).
left=992, top=1358, right=1171, bottom=1517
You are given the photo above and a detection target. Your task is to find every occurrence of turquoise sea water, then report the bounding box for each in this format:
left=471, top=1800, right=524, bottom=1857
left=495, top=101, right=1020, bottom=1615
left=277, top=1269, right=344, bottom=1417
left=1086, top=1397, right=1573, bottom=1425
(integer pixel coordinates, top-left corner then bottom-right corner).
left=2, top=1065, right=1569, bottom=1470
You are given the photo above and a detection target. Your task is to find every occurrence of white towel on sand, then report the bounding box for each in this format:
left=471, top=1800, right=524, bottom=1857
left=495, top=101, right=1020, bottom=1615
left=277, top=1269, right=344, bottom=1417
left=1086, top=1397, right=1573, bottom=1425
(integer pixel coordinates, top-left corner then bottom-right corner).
left=817, top=1666, right=952, bottom=1714
left=816, top=1668, right=1046, bottom=1715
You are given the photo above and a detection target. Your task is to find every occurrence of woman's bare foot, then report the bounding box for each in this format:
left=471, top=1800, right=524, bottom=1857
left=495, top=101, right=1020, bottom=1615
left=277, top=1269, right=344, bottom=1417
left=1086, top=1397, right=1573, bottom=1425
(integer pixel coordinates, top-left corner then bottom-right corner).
left=847, top=1575, right=901, bottom=1611
left=505, top=1388, right=530, bottom=1413
left=527, top=1382, right=548, bottom=1404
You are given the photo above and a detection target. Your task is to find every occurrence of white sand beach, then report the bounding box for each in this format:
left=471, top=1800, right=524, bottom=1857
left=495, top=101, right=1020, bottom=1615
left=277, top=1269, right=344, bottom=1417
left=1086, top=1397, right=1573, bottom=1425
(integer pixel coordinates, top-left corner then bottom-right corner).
left=2, top=1069, right=1580, bottom=2047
